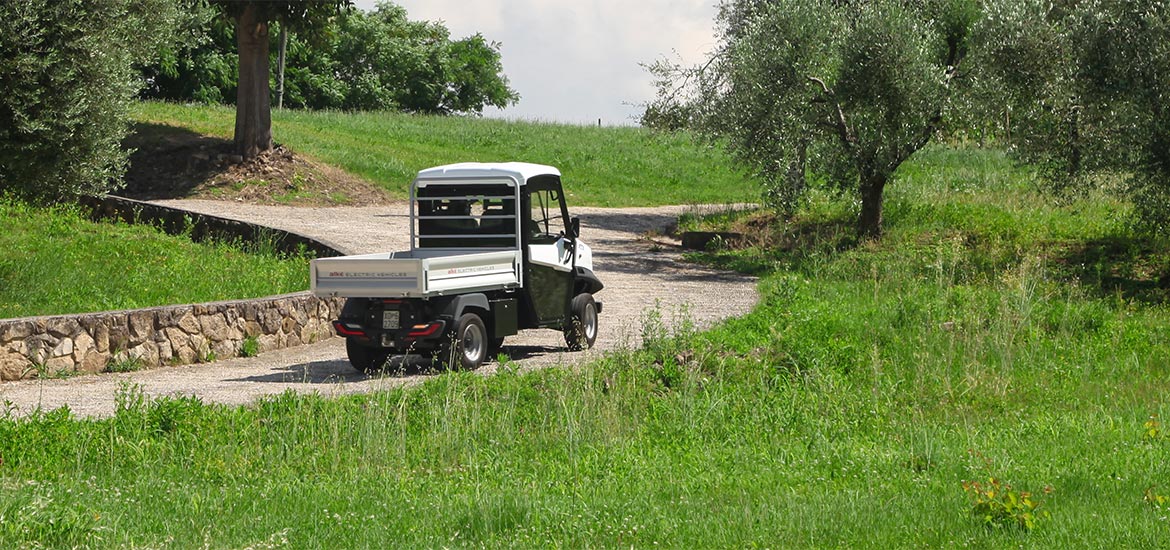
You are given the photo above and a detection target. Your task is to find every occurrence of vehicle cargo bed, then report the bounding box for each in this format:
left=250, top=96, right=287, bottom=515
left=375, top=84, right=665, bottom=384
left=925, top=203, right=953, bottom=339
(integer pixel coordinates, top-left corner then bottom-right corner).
left=310, top=249, right=522, bottom=298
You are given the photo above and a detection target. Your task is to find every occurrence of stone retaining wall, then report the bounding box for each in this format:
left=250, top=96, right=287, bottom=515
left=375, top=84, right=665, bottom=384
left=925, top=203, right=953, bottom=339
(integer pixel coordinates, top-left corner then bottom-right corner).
left=0, top=294, right=345, bottom=381
left=0, top=195, right=351, bottom=381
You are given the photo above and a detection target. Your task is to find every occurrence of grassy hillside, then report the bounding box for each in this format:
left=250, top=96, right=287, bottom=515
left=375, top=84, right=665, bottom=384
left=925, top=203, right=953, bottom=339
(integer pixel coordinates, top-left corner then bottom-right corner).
left=7, top=103, right=752, bottom=318
left=0, top=201, right=308, bottom=318
left=130, top=101, right=756, bottom=207
left=3, top=147, right=1169, bottom=547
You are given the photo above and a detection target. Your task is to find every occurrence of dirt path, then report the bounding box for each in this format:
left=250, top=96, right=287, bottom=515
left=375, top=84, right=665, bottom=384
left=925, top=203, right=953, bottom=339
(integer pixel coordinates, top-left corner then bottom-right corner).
left=0, top=201, right=757, bottom=417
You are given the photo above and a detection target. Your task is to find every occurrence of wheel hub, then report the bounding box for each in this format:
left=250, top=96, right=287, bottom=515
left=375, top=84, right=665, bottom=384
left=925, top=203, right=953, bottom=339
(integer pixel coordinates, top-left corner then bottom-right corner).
left=584, top=303, right=597, bottom=340
left=462, top=323, right=484, bottom=363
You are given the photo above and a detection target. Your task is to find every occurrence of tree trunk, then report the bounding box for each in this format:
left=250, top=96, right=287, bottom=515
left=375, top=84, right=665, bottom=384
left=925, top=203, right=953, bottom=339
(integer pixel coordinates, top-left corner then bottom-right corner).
left=857, top=174, right=886, bottom=240
left=276, top=20, right=287, bottom=109
left=234, top=4, right=272, bottom=159
left=1068, top=106, right=1081, bottom=177
left=786, top=139, right=808, bottom=198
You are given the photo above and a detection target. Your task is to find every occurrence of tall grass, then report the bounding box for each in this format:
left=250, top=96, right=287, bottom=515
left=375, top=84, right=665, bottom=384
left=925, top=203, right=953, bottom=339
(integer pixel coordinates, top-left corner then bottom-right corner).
left=0, top=200, right=308, bottom=317
left=130, top=101, right=756, bottom=207
left=2, top=146, right=1169, bottom=546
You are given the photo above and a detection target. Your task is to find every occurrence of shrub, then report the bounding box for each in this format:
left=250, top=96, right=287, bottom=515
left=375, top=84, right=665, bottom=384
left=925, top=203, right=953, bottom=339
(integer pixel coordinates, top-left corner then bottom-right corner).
left=106, top=354, right=145, bottom=374
left=240, top=336, right=261, bottom=358
left=962, top=477, right=1049, bottom=531
left=0, top=0, right=186, bottom=200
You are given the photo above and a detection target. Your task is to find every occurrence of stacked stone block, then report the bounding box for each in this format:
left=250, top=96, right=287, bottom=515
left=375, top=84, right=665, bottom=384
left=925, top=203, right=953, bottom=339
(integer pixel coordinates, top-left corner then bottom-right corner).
left=0, top=294, right=344, bottom=381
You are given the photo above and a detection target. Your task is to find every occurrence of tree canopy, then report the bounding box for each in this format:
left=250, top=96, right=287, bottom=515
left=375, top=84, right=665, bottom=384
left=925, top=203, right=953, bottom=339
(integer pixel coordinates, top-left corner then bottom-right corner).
left=142, top=1, right=519, bottom=115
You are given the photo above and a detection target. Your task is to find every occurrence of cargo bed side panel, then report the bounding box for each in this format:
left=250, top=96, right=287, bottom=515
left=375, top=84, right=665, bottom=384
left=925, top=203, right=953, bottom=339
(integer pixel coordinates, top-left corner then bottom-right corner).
left=423, top=251, right=521, bottom=295
left=311, top=254, right=424, bottom=297
left=310, top=250, right=522, bottom=298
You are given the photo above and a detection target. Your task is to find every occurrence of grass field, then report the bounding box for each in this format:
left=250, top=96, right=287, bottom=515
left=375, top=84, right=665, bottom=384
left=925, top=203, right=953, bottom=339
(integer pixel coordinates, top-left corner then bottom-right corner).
left=3, top=147, right=1170, bottom=547
left=130, top=101, right=756, bottom=207
left=0, top=200, right=309, bottom=318
left=7, top=101, right=752, bottom=318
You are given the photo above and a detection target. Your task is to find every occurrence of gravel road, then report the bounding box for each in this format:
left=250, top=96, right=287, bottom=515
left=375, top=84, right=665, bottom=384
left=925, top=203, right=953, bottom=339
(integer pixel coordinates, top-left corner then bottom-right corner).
left=0, top=200, right=757, bottom=417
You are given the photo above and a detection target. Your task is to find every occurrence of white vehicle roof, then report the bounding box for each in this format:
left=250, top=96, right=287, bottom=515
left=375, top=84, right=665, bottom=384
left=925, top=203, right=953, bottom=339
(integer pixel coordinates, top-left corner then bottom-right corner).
left=415, top=162, right=561, bottom=185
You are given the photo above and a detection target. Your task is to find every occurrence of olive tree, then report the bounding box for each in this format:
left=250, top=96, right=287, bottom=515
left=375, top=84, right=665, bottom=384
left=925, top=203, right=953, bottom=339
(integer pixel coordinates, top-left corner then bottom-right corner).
left=645, top=0, right=979, bottom=239
left=0, top=0, right=190, bottom=200
left=976, top=0, right=1170, bottom=231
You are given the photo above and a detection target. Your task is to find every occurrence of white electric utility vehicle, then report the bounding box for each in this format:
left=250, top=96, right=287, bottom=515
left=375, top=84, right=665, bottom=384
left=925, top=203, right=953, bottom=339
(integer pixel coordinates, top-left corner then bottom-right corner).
left=310, top=162, right=603, bottom=372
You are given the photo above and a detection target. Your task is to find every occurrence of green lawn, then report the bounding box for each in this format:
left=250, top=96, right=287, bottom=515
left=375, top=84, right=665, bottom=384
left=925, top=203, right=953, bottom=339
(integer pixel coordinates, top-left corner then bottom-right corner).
left=0, top=201, right=309, bottom=318
left=131, top=101, right=756, bottom=207
left=6, top=102, right=753, bottom=318
left=3, top=147, right=1170, bottom=547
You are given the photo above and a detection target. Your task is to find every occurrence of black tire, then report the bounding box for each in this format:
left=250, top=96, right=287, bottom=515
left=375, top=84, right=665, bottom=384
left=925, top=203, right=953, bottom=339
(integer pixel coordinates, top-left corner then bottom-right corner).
left=564, top=293, right=598, bottom=351
left=436, top=313, right=488, bottom=370
left=346, top=338, right=390, bottom=374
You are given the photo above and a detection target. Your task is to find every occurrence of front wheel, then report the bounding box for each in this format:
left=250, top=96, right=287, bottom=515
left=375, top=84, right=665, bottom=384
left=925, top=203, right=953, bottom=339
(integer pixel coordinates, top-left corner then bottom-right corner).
left=564, top=293, right=598, bottom=351
left=436, top=313, right=488, bottom=370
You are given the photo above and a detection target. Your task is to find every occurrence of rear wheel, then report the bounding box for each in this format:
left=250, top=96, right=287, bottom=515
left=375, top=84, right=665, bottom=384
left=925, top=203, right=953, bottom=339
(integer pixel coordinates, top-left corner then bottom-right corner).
left=346, top=338, right=391, bottom=374
left=564, top=293, right=598, bottom=351
left=436, top=313, right=488, bottom=370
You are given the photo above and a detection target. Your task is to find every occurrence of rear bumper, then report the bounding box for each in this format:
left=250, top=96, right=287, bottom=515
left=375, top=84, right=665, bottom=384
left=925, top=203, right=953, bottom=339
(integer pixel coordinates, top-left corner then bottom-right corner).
left=332, top=319, right=448, bottom=349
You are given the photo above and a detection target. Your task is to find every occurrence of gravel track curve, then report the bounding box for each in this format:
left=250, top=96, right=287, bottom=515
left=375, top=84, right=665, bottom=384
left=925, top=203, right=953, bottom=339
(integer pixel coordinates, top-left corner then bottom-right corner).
left=0, top=200, right=757, bottom=417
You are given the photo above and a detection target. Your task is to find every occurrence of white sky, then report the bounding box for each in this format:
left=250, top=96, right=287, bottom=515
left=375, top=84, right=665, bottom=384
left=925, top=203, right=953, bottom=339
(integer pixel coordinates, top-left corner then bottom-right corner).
left=353, top=0, right=720, bottom=126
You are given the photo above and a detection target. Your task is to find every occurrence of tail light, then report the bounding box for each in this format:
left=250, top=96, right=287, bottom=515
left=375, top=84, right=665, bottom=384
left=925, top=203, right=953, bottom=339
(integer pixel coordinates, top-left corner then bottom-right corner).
left=333, top=321, right=368, bottom=337
left=407, top=322, right=445, bottom=338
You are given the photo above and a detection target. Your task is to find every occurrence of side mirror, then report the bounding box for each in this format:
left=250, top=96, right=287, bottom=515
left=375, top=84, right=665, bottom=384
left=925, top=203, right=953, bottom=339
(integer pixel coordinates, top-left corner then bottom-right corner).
left=569, top=217, right=581, bottom=238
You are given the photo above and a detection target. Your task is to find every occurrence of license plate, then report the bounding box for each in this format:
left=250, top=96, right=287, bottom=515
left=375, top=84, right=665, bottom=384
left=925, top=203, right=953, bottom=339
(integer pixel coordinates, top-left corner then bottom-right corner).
left=382, top=310, right=400, bottom=329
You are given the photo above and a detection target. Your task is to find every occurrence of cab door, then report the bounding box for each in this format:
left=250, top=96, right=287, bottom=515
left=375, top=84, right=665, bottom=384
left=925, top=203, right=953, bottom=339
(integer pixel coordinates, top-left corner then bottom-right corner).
left=522, top=177, right=574, bottom=328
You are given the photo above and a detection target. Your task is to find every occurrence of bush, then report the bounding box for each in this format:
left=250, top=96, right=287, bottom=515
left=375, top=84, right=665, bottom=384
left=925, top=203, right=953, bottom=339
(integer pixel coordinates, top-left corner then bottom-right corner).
left=0, top=0, right=185, bottom=201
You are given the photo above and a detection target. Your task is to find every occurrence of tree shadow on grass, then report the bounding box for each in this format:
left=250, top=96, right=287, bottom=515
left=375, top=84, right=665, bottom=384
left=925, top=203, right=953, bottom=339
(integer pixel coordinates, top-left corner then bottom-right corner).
left=1051, top=236, right=1170, bottom=305
left=120, top=122, right=236, bottom=200
left=688, top=217, right=861, bottom=277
